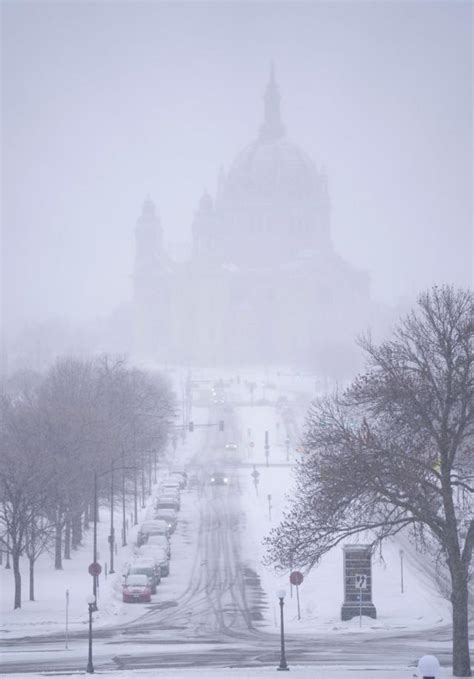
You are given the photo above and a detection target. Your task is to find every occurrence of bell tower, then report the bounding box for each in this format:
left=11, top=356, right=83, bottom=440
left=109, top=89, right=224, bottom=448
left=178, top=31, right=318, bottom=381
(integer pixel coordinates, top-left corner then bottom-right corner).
left=259, top=63, right=286, bottom=142
left=133, top=196, right=164, bottom=357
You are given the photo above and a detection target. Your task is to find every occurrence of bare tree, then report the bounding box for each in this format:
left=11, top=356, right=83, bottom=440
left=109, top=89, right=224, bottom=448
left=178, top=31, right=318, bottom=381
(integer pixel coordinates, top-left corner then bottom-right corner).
left=265, top=286, right=473, bottom=677
left=0, top=394, right=50, bottom=608
left=24, top=515, right=53, bottom=601
left=0, top=355, right=175, bottom=608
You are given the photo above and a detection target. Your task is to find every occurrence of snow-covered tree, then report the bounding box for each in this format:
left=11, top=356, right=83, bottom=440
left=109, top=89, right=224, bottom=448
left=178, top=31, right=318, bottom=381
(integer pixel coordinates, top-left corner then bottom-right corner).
left=265, top=286, right=473, bottom=677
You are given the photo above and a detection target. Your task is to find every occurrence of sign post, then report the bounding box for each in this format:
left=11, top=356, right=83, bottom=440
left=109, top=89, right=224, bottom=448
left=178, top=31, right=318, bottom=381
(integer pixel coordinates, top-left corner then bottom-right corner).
left=89, top=562, right=102, bottom=577
left=399, top=549, right=404, bottom=594
left=251, top=466, right=260, bottom=496
left=289, top=571, right=304, bottom=620
left=65, top=589, right=69, bottom=649
left=267, top=494, right=272, bottom=521
left=355, top=574, right=367, bottom=627
left=89, top=561, right=102, bottom=607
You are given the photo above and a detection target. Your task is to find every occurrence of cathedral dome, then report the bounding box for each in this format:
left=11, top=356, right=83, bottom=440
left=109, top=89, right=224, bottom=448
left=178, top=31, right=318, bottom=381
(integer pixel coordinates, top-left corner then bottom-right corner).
left=221, top=65, right=323, bottom=203
left=226, top=137, right=319, bottom=200
left=196, top=66, right=332, bottom=267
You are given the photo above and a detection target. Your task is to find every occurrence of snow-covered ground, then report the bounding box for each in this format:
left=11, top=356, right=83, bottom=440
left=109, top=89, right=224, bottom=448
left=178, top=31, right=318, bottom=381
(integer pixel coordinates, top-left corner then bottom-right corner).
left=0, top=367, right=460, bottom=676
left=4, top=668, right=452, bottom=679
left=236, top=402, right=451, bottom=635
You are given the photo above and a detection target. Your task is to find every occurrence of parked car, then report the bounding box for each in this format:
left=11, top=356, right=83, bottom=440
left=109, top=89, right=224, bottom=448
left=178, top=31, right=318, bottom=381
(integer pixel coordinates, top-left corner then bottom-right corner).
left=147, top=533, right=171, bottom=558
left=122, top=574, right=151, bottom=603
left=155, top=487, right=180, bottom=503
left=170, top=469, right=187, bottom=484
left=137, top=519, right=170, bottom=546
left=156, top=493, right=180, bottom=511
left=188, top=474, right=200, bottom=489
left=144, top=507, right=158, bottom=521
left=126, top=558, right=160, bottom=593
left=136, top=548, right=164, bottom=579
left=155, top=509, right=177, bottom=533
left=169, top=472, right=187, bottom=489
left=225, top=442, right=238, bottom=451
left=156, top=498, right=180, bottom=512
left=161, top=479, right=181, bottom=492
left=210, top=471, right=229, bottom=485
left=138, top=545, right=170, bottom=577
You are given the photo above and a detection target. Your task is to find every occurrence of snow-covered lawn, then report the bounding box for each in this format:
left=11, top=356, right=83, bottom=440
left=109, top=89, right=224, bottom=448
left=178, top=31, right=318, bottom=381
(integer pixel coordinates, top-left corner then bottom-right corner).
left=235, top=400, right=452, bottom=636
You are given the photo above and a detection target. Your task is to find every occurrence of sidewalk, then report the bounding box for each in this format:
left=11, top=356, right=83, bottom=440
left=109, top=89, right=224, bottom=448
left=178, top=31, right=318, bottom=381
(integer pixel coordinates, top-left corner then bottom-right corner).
left=4, top=665, right=449, bottom=679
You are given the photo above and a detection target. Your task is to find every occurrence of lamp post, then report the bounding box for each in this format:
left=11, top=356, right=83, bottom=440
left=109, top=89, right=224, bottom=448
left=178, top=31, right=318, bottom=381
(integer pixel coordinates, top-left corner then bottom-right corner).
left=86, top=595, right=95, bottom=673
left=417, top=655, right=440, bottom=678
left=92, top=472, right=98, bottom=604
left=399, top=549, right=404, bottom=594
left=133, top=467, right=138, bottom=525
left=92, top=460, right=136, bottom=603
left=109, top=460, right=115, bottom=574
left=276, top=589, right=289, bottom=671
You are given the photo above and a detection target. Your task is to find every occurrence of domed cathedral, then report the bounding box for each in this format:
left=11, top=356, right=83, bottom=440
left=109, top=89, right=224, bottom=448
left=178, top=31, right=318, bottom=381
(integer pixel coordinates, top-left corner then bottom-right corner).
left=133, top=67, right=371, bottom=366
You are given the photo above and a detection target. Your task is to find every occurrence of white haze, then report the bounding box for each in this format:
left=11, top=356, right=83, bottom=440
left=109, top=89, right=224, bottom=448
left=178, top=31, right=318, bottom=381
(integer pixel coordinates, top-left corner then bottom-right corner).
left=2, top=1, right=472, bottom=336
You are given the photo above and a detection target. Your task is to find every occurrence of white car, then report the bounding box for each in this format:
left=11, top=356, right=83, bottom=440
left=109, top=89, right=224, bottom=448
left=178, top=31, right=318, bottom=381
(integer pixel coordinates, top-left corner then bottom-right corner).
left=161, top=479, right=181, bottom=492
left=137, top=519, right=170, bottom=546
left=225, top=442, right=238, bottom=451
left=147, top=533, right=171, bottom=558
left=139, top=545, right=170, bottom=577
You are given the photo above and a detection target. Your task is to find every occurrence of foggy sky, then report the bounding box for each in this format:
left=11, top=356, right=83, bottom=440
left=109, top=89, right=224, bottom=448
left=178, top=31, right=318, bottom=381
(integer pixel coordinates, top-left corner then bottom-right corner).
left=2, top=1, right=472, bottom=332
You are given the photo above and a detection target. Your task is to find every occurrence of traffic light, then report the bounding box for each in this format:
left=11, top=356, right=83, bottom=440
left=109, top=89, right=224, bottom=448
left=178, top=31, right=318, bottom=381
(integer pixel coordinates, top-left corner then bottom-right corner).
left=188, top=421, right=194, bottom=432
left=219, top=420, right=224, bottom=431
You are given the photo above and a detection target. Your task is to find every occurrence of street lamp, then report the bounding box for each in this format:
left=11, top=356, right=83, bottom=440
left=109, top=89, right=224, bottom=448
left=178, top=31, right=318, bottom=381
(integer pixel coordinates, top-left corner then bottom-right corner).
left=276, top=589, right=289, bottom=671
left=86, top=595, right=95, bottom=673
left=399, top=549, right=404, bottom=594
left=417, top=655, right=440, bottom=679
left=92, top=460, right=136, bottom=605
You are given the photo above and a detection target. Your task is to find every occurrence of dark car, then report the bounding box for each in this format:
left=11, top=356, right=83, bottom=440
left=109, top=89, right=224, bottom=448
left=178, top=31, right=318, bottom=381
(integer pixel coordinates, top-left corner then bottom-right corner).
left=156, top=496, right=180, bottom=512
left=122, top=574, right=152, bottom=603
left=210, top=471, right=229, bottom=485
left=126, top=558, right=160, bottom=593
left=155, top=509, right=178, bottom=533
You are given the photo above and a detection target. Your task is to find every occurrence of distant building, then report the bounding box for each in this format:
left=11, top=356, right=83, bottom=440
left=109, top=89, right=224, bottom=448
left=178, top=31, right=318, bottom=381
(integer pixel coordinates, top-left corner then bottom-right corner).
left=133, top=67, right=370, bottom=366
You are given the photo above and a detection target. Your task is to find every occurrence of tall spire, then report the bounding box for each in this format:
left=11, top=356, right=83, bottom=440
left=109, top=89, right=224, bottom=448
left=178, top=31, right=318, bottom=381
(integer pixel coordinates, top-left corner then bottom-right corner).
left=259, top=62, right=286, bottom=142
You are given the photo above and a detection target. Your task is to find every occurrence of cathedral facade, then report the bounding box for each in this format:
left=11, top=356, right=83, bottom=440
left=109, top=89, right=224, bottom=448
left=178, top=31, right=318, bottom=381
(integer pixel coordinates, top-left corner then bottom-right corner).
left=133, top=68, right=370, bottom=366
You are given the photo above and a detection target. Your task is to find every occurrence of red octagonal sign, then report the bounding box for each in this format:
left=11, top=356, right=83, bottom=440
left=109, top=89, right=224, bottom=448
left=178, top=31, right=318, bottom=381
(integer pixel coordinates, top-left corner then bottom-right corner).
left=89, top=562, right=102, bottom=577
left=290, top=570, right=303, bottom=586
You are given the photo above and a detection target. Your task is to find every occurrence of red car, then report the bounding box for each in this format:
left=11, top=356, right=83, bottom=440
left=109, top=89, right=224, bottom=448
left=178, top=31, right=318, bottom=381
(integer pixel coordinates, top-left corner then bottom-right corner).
left=122, top=574, right=151, bottom=603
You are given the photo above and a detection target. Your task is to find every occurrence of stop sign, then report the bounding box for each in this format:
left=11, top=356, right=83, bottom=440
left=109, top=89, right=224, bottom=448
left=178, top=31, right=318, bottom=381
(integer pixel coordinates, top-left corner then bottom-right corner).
left=290, top=570, right=303, bottom=586
left=88, top=562, right=102, bottom=577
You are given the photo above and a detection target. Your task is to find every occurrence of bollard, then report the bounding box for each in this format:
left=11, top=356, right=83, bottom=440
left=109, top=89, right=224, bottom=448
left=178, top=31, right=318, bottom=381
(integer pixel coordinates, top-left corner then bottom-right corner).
left=417, top=655, right=440, bottom=678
